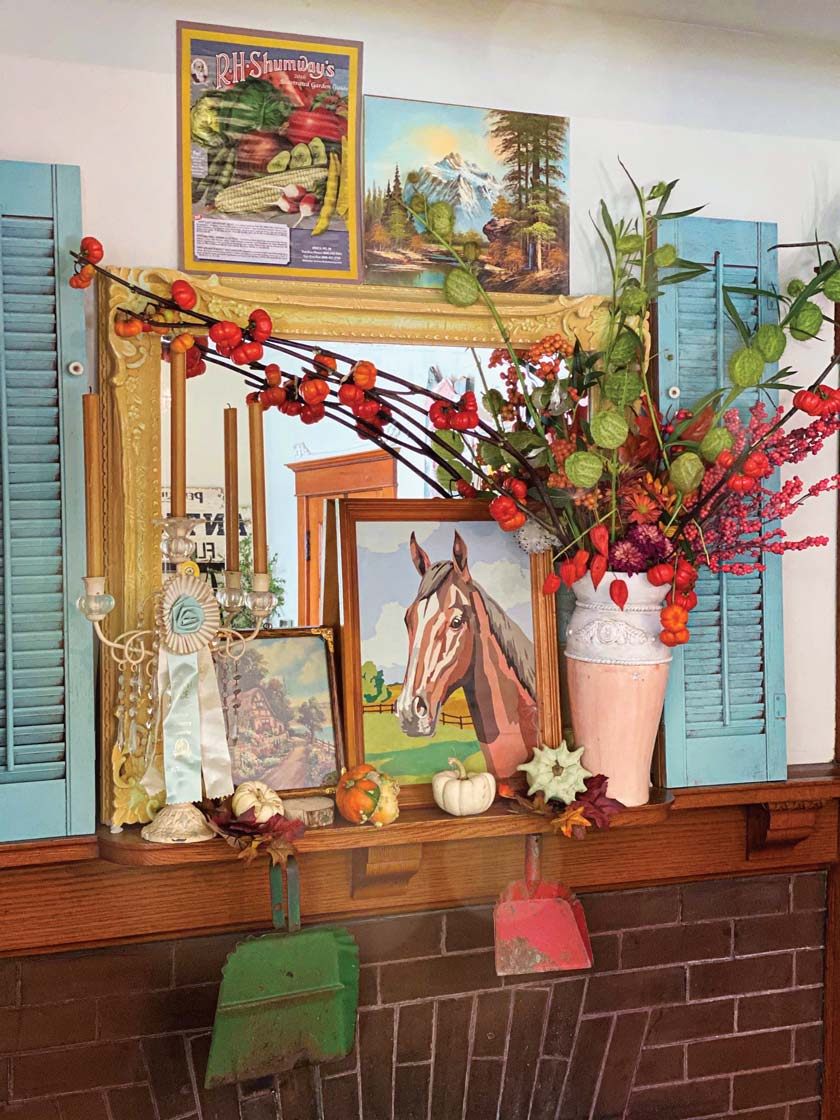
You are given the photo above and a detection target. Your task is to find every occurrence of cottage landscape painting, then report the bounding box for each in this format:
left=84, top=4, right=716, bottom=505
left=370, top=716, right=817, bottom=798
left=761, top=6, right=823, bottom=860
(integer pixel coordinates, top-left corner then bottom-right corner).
left=363, top=96, right=570, bottom=294
left=221, top=630, right=341, bottom=791
left=355, top=520, right=539, bottom=785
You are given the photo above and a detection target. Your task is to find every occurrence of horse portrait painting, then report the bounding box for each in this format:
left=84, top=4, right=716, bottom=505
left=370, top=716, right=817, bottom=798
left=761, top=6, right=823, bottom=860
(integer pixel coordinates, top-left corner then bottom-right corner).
left=396, top=531, right=539, bottom=777
left=354, top=514, right=540, bottom=785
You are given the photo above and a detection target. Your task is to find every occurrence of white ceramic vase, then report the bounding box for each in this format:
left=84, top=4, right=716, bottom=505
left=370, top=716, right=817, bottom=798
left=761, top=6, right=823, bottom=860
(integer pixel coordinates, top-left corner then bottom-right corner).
left=564, top=572, right=671, bottom=807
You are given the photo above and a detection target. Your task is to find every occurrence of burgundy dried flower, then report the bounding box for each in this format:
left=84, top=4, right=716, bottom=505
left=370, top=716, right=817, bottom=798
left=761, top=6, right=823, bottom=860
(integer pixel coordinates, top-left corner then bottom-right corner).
left=607, top=539, right=646, bottom=574
left=627, top=522, right=672, bottom=562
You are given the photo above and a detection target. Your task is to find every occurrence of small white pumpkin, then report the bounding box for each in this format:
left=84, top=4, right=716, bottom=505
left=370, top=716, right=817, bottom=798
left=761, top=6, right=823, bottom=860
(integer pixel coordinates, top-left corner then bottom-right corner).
left=231, top=780, right=284, bottom=823
left=432, top=758, right=496, bottom=817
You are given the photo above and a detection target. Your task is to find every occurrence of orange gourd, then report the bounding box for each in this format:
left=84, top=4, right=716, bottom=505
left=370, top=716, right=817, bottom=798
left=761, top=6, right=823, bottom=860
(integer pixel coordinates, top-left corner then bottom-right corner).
left=335, top=764, right=381, bottom=824
left=335, top=764, right=400, bottom=826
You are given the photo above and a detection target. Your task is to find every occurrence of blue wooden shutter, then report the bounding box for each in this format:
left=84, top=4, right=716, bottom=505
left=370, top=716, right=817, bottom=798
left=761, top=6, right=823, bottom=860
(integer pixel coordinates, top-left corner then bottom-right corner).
left=657, top=217, right=786, bottom=786
left=0, top=160, right=95, bottom=840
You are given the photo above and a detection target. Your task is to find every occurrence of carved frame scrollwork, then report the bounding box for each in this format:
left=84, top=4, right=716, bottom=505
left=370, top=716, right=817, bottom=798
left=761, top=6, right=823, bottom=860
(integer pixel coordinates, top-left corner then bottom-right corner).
left=98, top=265, right=615, bottom=826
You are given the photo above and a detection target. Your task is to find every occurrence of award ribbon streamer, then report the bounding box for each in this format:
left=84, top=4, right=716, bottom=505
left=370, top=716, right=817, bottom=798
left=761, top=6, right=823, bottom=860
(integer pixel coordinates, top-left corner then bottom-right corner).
left=161, top=651, right=203, bottom=804
left=197, top=646, right=234, bottom=798
left=156, top=591, right=234, bottom=804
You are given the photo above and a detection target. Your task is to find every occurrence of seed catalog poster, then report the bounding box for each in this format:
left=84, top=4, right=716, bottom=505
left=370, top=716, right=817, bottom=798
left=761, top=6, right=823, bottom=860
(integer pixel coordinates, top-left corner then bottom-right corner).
left=178, top=22, right=363, bottom=281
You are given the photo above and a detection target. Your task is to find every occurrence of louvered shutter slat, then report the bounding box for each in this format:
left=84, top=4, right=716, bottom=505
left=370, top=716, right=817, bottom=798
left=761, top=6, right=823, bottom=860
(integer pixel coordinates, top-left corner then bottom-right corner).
left=0, top=160, right=95, bottom=839
left=657, top=217, right=786, bottom=788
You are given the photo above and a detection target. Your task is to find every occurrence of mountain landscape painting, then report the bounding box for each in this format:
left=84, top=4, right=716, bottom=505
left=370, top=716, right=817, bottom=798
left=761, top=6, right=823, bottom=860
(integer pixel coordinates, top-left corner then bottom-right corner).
left=364, top=96, right=570, bottom=294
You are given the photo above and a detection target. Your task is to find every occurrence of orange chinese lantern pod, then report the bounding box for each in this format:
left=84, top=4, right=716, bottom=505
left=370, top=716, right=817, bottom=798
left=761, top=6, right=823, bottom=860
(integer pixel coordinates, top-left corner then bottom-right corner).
left=170, top=333, right=196, bottom=354
left=351, top=360, right=377, bottom=389
left=114, top=313, right=143, bottom=338
left=79, top=236, right=104, bottom=263
left=171, top=279, right=197, bottom=310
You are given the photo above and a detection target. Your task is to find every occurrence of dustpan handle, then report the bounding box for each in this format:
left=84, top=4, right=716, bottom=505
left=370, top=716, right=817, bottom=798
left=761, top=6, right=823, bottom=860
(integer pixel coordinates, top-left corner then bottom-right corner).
left=525, top=834, right=542, bottom=899
left=269, top=857, right=302, bottom=932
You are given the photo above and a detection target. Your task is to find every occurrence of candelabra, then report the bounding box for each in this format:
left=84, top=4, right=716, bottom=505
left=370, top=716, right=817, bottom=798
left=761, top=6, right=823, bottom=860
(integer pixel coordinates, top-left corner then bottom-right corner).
left=77, top=517, right=277, bottom=843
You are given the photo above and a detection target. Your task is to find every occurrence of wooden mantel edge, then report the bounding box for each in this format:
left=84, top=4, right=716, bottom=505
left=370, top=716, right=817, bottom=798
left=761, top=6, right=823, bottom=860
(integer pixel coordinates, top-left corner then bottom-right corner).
left=93, top=765, right=840, bottom=870
left=2, top=766, right=838, bottom=873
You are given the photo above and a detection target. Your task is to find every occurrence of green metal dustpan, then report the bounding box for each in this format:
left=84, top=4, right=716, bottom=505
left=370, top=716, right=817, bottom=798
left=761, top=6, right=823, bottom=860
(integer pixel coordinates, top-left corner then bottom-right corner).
left=205, top=856, right=359, bottom=1088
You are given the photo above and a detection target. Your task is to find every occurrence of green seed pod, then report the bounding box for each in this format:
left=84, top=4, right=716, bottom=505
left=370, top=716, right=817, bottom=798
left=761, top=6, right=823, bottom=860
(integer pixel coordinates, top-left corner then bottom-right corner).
left=787, top=278, right=806, bottom=297
left=443, top=268, right=480, bottom=308
left=409, top=193, right=426, bottom=214
left=603, top=368, right=643, bottom=408
left=406, top=171, right=421, bottom=184
left=609, top=328, right=640, bottom=365
left=823, top=270, right=840, bottom=303
left=482, top=388, right=504, bottom=416
left=752, top=323, right=787, bottom=363
left=669, top=451, right=705, bottom=493
left=728, top=346, right=765, bottom=388
left=790, top=301, right=823, bottom=342
left=653, top=243, right=677, bottom=268
left=698, top=426, right=733, bottom=463
left=619, top=286, right=647, bottom=314
left=590, top=409, right=629, bottom=450
left=565, top=451, right=603, bottom=489
left=616, top=233, right=644, bottom=254
left=461, top=239, right=481, bottom=262
left=427, top=200, right=455, bottom=238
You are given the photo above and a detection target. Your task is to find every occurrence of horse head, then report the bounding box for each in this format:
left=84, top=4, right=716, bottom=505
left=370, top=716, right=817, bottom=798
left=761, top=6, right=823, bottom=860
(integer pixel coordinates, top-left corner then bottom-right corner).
left=395, top=530, right=476, bottom=737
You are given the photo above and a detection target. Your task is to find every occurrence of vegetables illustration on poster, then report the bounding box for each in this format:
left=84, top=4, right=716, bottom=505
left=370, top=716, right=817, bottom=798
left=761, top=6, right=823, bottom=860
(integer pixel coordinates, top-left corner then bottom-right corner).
left=178, top=22, right=362, bottom=280
left=364, top=96, right=570, bottom=294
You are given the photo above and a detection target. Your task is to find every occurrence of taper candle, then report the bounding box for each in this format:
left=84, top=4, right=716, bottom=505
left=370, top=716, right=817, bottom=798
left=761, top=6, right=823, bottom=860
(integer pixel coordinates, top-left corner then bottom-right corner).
left=223, top=407, right=239, bottom=572
left=82, top=392, right=104, bottom=578
left=248, top=400, right=268, bottom=575
left=170, top=349, right=187, bottom=518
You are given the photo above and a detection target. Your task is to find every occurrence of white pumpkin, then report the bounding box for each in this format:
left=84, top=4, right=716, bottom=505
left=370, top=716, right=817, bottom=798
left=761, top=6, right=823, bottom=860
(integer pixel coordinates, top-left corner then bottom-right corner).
left=432, top=758, right=496, bottom=817
left=231, top=780, right=284, bottom=823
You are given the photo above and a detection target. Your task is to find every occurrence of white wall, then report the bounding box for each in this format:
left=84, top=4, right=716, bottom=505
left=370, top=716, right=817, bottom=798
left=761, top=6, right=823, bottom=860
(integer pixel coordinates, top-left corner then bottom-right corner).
left=3, top=0, right=838, bottom=762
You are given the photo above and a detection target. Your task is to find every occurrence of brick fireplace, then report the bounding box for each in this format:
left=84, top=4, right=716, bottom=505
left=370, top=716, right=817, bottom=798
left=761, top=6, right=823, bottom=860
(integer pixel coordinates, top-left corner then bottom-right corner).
left=0, top=872, right=825, bottom=1119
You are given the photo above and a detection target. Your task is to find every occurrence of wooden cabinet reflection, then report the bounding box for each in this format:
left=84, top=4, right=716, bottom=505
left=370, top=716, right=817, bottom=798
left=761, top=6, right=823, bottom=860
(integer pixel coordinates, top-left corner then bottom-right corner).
left=287, top=449, right=397, bottom=624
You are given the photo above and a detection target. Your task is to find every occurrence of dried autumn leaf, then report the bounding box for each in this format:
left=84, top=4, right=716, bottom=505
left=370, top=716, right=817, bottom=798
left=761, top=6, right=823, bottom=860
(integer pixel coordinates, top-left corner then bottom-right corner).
left=679, top=405, right=714, bottom=443
left=576, top=774, right=624, bottom=829
left=554, top=803, right=592, bottom=839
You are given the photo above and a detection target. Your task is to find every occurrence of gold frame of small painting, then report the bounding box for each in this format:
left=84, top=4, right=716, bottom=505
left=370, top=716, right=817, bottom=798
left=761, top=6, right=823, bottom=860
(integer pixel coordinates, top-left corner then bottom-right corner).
left=338, top=498, right=562, bottom=808
left=219, top=625, right=344, bottom=797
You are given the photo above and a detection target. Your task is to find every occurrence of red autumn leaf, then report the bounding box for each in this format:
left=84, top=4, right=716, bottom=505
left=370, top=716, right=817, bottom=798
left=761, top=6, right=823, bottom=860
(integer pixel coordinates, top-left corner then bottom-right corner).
left=609, top=579, right=629, bottom=610
left=575, top=774, right=625, bottom=829
left=679, top=406, right=715, bottom=443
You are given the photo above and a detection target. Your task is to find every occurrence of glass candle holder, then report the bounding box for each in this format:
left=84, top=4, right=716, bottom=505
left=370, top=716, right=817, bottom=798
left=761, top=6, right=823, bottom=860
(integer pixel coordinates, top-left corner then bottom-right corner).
left=76, top=576, right=116, bottom=621
left=216, top=570, right=247, bottom=615
left=158, top=516, right=197, bottom=563
left=245, top=572, right=277, bottom=620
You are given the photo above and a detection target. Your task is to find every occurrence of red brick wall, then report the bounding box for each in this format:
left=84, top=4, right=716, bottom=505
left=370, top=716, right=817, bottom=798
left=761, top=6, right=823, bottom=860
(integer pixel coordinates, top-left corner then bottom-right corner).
left=0, top=873, right=826, bottom=1119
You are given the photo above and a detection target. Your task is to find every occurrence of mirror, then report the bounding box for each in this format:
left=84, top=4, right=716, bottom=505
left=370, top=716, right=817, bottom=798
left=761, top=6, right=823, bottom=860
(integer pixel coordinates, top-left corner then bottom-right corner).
left=160, top=341, right=494, bottom=628
left=100, top=265, right=608, bottom=825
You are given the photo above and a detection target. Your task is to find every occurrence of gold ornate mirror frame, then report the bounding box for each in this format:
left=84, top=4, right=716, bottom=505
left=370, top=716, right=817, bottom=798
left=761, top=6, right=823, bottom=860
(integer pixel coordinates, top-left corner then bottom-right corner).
left=97, top=266, right=613, bottom=826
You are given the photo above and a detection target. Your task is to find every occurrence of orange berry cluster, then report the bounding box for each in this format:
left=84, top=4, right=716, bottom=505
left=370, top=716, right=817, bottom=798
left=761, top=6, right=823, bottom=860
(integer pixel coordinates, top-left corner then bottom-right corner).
left=526, top=333, right=574, bottom=363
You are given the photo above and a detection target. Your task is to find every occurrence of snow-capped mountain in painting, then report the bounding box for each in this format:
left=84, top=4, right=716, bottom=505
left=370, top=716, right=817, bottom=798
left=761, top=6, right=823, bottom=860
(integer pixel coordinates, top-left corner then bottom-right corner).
left=406, top=152, right=504, bottom=233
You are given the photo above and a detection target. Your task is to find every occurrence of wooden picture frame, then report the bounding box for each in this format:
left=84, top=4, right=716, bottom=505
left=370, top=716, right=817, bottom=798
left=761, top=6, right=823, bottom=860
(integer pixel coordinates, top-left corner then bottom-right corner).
left=338, top=498, right=562, bottom=807
left=97, top=265, right=611, bottom=826
left=219, top=626, right=344, bottom=797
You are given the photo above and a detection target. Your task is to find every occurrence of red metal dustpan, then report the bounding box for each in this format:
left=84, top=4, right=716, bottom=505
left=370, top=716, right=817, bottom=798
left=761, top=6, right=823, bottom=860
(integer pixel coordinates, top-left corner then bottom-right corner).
left=494, top=835, right=593, bottom=976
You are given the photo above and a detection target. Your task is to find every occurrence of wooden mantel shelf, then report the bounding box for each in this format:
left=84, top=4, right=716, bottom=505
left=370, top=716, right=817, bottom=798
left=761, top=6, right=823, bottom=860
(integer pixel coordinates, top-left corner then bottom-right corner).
left=2, top=766, right=840, bottom=957
left=93, top=768, right=840, bottom=870
left=96, top=790, right=675, bottom=868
